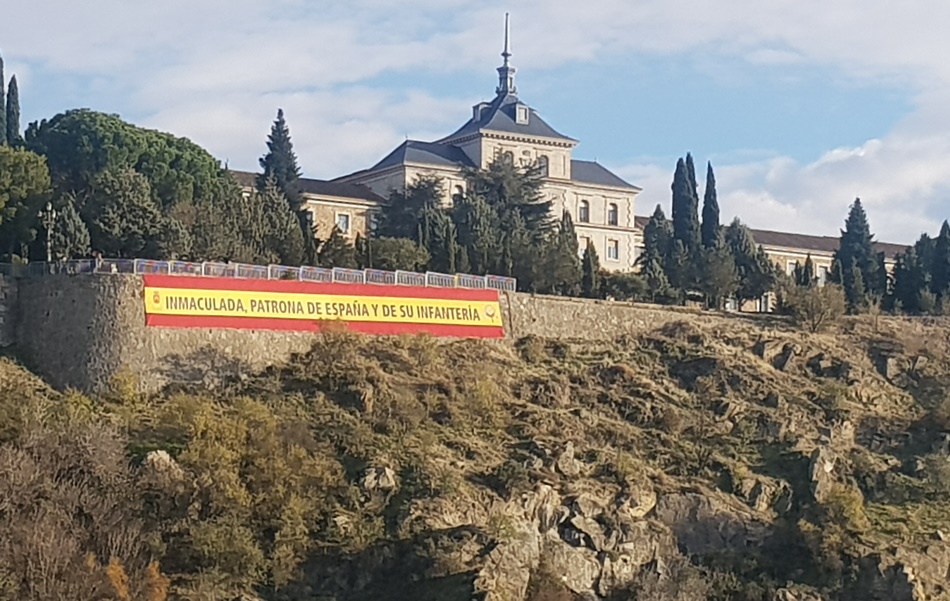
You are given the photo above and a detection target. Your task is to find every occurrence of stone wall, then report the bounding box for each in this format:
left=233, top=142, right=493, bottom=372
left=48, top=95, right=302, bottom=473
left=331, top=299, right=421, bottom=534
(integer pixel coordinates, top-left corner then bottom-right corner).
left=501, top=292, right=759, bottom=340
left=0, top=275, right=16, bottom=348
left=12, top=275, right=775, bottom=393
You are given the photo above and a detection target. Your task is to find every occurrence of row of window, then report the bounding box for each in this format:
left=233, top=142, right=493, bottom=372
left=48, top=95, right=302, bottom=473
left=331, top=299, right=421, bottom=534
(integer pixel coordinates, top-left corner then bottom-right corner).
left=498, top=150, right=550, bottom=176
left=578, top=201, right=619, bottom=226
left=785, top=260, right=829, bottom=285
left=579, top=236, right=620, bottom=261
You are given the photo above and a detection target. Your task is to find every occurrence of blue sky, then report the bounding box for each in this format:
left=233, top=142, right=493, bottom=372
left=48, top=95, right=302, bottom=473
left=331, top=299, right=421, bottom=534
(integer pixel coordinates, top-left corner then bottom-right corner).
left=2, top=0, right=949, bottom=243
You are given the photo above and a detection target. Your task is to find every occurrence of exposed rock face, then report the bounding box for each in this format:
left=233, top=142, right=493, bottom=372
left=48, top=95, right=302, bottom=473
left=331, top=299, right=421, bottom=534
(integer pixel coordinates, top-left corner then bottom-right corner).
left=653, top=492, right=769, bottom=555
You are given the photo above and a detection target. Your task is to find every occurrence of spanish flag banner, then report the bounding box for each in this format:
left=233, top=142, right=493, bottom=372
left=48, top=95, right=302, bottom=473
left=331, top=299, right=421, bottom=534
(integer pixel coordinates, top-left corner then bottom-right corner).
left=143, top=275, right=505, bottom=338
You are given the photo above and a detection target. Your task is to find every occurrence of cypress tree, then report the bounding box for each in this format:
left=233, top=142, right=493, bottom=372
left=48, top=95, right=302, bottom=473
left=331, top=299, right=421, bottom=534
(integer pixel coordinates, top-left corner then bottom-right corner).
left=0, top=54, right=6, bottom=146
left=6, top=74, right=19, bottom=145
left=581, top=239, right=600, bottom=298
left=257, top=108, right=303, bottom=210
left=671, top=157, right=700, bottom=254
left=701, top=162, right=721, bottom=249
left=545, top=210, right=581, bottom=295
left=641, top=204, right=672, bottom=265
left=794, top=254, right=815, bottom=287
left=931, top=220, right=950, bottom=297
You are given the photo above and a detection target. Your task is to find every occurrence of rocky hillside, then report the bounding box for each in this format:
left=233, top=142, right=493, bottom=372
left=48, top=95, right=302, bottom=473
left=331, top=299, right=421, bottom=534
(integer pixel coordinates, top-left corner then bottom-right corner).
left=2, top=314, right=950, bottom=601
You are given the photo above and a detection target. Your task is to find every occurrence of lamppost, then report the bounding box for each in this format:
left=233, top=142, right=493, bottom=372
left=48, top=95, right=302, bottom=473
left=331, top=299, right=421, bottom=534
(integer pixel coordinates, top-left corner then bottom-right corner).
left=42, top=201, right=57, bottom=263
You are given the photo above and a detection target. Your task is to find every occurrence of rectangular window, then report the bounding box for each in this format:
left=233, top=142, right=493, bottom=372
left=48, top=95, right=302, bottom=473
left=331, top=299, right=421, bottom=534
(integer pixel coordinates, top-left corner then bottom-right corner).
left=786, top=260, right=797, bottom=276
left=336, top=213, right=351, bottom=234
left=578, top=236, right=590, bottom=258
left=818, top=265, right=829, bottom=286
left=607, top=239, right=619, bottom=261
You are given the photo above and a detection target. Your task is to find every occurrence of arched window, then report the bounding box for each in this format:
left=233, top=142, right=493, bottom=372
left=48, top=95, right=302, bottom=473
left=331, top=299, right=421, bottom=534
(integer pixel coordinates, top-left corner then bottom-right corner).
left=608, top=203, right=619, bottom=226
left=579, top=200, right=590, bottom=223
left=502, top=151, right=514, bottom=165
left=537, top=155, right=549, bottom=177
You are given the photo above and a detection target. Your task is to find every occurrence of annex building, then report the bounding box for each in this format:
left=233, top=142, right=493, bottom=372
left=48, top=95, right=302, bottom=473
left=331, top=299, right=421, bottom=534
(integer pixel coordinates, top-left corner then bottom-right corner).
left=234, top=20, right=909, bottom=287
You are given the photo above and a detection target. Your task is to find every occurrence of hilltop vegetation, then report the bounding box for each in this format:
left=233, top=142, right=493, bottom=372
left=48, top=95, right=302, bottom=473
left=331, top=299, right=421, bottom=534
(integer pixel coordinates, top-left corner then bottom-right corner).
left=3, top=315, right=950, bottom=600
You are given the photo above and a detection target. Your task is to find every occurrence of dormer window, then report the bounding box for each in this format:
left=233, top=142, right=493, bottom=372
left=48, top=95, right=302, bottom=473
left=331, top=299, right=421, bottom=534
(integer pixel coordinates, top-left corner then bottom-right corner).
left=515, top=104, right=529, bottom=125
left=473, top=102, right=490, bottom=122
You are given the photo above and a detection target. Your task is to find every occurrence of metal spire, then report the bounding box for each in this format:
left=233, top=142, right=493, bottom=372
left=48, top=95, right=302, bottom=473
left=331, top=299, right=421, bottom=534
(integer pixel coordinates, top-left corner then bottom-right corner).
left=502, top=12, right=511, bottom=66
left=496, top=12, right=517, bottom=96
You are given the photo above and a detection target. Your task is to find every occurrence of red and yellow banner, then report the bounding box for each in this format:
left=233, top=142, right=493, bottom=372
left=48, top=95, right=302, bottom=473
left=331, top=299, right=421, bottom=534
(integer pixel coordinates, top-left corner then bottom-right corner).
left=142, top=275, right=505, bottom=338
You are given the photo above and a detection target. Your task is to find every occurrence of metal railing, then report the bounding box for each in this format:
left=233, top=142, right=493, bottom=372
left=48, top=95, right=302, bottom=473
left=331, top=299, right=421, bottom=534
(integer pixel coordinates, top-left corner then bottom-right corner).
left=0, top=258, right=518, bottom=292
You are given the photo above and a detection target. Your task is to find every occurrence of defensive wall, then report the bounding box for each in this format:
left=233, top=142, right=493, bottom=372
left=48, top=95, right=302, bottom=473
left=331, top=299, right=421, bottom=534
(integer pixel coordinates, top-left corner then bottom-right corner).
left=4, top=273, right=767, bottom=393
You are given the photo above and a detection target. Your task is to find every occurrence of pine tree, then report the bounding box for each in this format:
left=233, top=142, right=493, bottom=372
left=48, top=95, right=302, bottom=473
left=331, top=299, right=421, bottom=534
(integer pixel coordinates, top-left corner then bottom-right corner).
left=83, top=168, right=167, bottom=259
left=700, top=247, right=738, bottom=309
left=581, top=239, right=600, bottom=298
left=6, top=75, right=19, bottom=145
left=47, top=195, right=90, bottom=260
left=701, top=161, right=721, bottom=249
left=257, top=108, right=303, bottom=210
left=642, top=256, right=673, bottom=303
left=725, top=218, right=776, bottom=307
left=0, top=54, right=6, bottom=146
left=258, top=178, right=305, bottom=266
left=833, top=198, right=881, bottom=303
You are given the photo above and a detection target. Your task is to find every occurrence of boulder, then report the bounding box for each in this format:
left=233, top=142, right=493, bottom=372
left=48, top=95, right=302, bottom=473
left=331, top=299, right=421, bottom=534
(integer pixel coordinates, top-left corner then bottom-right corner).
left=556, top=441, right=582, bottom=477
left=543, top=538, right=602, bottom=596
left=524, top=484, right=564, bottom=533
left=809, top=447, right=837, bottom=503
left=361, top=466, right=397, bottom=492
left=569, top=515, right=606, bottom=551
left=616, top=483, right=658, bottom=520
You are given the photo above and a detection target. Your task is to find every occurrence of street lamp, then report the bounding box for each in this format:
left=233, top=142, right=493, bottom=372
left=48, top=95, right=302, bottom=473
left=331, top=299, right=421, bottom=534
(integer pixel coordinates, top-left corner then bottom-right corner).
left=42, top=201, right=58, bottom=264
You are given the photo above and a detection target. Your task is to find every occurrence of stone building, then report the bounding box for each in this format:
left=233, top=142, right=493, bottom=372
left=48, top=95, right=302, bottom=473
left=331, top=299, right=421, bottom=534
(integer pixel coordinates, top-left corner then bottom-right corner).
left=332, top=18, right=644, bottom=272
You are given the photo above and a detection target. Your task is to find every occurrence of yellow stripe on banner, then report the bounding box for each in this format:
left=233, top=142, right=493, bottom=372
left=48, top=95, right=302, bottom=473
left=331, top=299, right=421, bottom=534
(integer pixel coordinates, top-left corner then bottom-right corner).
left=144, top=286, right=503, bottom=327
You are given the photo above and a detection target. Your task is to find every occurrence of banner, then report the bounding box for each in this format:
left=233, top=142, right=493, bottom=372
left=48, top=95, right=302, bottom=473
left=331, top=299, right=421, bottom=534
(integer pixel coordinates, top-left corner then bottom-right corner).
left=142, top=275, right=505, bottom=338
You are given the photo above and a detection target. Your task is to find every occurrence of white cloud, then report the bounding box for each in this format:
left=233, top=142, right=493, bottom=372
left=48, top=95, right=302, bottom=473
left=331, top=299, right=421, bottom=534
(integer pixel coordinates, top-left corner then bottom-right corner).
left=6, top=0, right=950, bottom=243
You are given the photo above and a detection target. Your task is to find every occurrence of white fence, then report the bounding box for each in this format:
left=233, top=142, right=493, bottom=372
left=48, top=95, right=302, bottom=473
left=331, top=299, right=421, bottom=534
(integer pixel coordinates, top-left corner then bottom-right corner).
left=0, top=259, right=518, bottom=292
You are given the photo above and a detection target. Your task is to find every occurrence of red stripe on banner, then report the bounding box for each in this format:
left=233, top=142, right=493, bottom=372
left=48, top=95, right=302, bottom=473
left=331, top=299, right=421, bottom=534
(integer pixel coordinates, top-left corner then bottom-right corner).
left=142, top=274, right=501, bottom=302
left=145, top=314, right=505, bottom=338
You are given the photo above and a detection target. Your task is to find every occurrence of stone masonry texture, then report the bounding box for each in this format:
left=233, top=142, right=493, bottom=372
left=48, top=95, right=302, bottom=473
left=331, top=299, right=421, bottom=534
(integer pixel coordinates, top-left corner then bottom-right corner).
left=12, top=274, right=773, bottom=393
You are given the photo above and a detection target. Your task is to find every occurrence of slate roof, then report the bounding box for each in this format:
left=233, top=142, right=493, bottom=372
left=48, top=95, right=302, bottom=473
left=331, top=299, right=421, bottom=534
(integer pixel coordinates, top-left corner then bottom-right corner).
left=230, top=170, right=385, bottom=204
left=440, top=93, right=576, bottom=143
left=571, top=160, right=640, bottom=190
left=369, top=140, right=477, bottom=171
left=632, top=216, right=908, bottom=259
